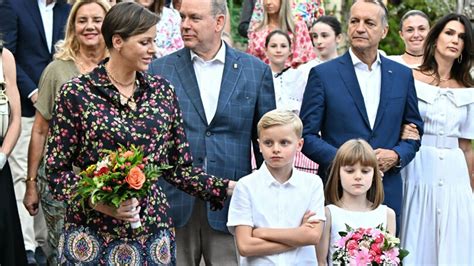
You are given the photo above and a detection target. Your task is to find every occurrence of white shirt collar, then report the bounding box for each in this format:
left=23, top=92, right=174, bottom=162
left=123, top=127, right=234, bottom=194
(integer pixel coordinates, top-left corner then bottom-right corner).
left=349, top=48, right=381, bottom=69
left=260, top=162, right=298, bottom=187
left=190, top=41, right=226, bottom=64
left=38, top=0, right=56, bottom=8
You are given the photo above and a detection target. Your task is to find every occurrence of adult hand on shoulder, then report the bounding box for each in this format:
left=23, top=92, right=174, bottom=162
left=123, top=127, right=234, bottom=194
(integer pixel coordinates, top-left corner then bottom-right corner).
left=374, top=149, right=399, bottom=172
left=23, top=181, right=40, bottom=216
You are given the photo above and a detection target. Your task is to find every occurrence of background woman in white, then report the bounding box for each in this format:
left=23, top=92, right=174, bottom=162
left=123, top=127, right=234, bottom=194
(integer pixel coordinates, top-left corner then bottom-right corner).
left=389, top=10, right=430, bottom=68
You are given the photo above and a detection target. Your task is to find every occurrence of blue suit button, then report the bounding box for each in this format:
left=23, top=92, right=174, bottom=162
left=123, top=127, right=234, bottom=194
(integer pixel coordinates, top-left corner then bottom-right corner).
left=206, top=131, right=212, bottom=137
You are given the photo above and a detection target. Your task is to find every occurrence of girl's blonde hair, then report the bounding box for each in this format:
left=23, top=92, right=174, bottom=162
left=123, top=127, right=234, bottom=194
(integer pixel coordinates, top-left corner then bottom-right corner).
left=54, top=0, right=111, bottom=61
left=256, top=0, right=295, bottom=35
left=325, top=139, right=384, bottom=209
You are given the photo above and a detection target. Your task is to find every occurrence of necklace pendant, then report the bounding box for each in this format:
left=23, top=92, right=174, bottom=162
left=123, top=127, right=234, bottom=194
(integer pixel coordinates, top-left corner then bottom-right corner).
left=120, top=94, right=128, bottom=105
left=128, top=100, right=137, bottom=111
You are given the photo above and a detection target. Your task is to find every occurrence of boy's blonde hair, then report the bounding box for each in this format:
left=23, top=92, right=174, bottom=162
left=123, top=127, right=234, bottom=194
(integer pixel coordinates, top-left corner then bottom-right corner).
left=325, top=139, right=384, bottom=209
left=257, top=110, right=303, bottom=138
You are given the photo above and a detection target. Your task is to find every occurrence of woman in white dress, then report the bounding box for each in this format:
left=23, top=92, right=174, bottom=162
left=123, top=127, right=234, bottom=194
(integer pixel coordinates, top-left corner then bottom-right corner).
left=400, top=13, right=474, bottom=265
left=389, top=10, right=430, bottom=68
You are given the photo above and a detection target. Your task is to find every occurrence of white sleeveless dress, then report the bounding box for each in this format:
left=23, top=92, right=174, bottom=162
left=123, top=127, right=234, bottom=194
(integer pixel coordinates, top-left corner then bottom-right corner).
left=326, top=204, right=388, bottom=265
left=400, top=81, right=474, bottom=265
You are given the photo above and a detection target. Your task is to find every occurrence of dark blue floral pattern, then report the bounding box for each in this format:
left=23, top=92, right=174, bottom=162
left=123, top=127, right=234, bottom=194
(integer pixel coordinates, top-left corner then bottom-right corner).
left=45, top=60, right=228, bottom=264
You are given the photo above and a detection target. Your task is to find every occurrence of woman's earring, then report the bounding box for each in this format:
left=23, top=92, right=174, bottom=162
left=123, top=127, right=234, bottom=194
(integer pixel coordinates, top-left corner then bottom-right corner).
left=457, top=53, right=462, bottom=63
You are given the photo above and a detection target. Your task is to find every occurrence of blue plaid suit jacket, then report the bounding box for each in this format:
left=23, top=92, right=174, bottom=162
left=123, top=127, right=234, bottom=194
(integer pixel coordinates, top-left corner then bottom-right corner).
left=149, top=44, right=275, bottom=232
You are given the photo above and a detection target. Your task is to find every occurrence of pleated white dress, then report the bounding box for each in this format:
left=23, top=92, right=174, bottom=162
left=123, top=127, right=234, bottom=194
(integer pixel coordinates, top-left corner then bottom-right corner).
left=400, top=81, right=474, bottom=265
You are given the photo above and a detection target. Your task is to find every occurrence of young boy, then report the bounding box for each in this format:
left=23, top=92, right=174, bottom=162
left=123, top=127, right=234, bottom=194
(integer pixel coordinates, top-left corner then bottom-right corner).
left=227, top=110, right=326, bottom=265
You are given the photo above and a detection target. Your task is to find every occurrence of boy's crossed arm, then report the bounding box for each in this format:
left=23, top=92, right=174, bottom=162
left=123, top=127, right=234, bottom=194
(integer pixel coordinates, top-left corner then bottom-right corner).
left=235, top=211, right=323, bottom=257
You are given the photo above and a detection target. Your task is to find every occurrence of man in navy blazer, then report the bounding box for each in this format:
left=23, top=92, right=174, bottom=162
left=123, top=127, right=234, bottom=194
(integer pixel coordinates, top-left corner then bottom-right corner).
left=149, top=0, right=275, bottom=264
left=0, top=0, right=69, bottom=263
left=300, top=0, right=423, bottom=224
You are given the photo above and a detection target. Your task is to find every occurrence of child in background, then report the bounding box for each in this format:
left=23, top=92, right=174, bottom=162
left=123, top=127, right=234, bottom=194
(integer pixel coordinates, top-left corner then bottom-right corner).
left=264, top=29, right=318, bottom=175
left=227, top=110, right=325, bottom=265
left=316, top=139, right=396, bottom=265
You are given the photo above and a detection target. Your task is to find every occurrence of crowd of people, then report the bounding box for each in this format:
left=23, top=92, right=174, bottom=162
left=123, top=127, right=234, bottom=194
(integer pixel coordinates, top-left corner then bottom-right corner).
left=0, top=0, right=472, bottom=265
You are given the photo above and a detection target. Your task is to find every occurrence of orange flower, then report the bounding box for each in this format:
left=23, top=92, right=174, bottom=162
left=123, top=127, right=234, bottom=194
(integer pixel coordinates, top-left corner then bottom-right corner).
left=122, top=151, right=134, bottom=158
left=125, top=166, right=146, bottom=190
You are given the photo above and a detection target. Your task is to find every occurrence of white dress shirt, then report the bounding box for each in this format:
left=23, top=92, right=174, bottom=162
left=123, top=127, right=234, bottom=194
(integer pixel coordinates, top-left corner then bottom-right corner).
left=38, top=0, right=56, bottom=53
left=349, top=48, right=382, bottom=129
left=191, top=43, right=226, bottom=124
left=227, top=163, right=326, bottom=266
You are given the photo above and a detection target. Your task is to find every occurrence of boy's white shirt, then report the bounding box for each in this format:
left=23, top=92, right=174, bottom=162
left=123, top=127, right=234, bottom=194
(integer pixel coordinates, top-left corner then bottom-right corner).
left=227, top=162, right=326, bottom=266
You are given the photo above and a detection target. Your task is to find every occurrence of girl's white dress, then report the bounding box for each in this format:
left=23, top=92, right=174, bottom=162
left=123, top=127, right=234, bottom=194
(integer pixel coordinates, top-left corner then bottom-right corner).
left=400, top=81, right=474, bottom=265
left=326, top=204, right=388, bottom=265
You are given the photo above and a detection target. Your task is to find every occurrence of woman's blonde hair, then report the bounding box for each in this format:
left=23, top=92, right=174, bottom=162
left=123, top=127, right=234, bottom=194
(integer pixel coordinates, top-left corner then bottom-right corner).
left=325, top=139, right=384, bottom=209
left=54, top=0, right=111, bottom=61
left=256, top=0, right=295, bottom=35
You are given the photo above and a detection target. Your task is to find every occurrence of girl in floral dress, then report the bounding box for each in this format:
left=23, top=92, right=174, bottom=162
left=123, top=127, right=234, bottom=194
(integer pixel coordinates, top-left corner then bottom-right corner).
left=45, top=3, right=234, bottom=265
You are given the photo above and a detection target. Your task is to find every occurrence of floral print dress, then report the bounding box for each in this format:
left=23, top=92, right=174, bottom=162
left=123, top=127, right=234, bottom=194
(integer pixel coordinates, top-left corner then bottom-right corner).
left=45, top=61, right=228, bottom=265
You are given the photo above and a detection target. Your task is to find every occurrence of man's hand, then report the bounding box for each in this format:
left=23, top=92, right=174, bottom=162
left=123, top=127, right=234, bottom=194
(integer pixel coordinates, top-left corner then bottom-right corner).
left=30, top=91, right=38, bottom=104
left=301, top=210, right=320, bottom=228
left=374, top=149, right=399, bottom=172
left=227, top=180, right=236, bottom=196
left=23, top=181, right=40, bottom=216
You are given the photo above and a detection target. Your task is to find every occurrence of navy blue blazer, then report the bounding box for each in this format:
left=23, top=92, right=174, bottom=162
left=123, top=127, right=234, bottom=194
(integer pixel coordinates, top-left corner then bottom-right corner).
left=149, top=44, right=276, bottom=232
left=300, top=51, right=423, bottom=217
left=0, top=0, right=70, bottom=117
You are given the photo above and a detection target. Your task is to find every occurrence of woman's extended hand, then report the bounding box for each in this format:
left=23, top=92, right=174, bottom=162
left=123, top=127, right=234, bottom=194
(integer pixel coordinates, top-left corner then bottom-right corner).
left=401, top=123, right=420, bottom=140
left=90, top=197, right=141, bottom=222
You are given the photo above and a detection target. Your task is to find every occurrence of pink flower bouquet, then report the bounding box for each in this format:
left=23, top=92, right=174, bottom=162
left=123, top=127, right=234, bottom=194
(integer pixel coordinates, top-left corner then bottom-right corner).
left=332, top=224, right=409, bottom=265
left=74, top=144, right=172, bottom=229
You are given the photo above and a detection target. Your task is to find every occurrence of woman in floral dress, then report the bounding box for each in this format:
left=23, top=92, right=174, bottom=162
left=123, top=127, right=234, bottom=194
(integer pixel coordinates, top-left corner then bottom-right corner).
left=45, top=3, right=233, bottom=265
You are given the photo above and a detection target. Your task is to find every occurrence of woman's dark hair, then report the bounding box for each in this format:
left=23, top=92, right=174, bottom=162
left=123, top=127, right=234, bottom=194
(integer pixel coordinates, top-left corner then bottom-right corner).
left=419, top=13, right=473, bottom=87
left=399, top=10, right=429, bottom=31
left=101, top=2, right=159, bottom=49
left=312, top=15, right=342, bottom=36
left=265, top=29, right=292, bottom=48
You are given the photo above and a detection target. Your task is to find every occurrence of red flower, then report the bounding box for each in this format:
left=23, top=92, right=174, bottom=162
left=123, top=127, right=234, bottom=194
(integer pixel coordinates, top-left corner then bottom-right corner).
left=94, top=166, right=109, bottom=176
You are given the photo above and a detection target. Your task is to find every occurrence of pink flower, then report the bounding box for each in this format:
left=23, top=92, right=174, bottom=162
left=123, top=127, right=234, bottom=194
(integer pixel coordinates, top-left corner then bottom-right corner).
left=336, top=235, right=350, bottom=248
left=347, top=240, right=359, bottom=251
left=352, top=232, right=363, bottom=241
left=383, top=248, right=400, bottom=264
left=350, top=248, right=371, bottom=266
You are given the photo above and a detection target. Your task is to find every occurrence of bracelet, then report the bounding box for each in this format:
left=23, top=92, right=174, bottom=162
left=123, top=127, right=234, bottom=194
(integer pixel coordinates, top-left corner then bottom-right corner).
left=25, top=176, right=37, bottom=182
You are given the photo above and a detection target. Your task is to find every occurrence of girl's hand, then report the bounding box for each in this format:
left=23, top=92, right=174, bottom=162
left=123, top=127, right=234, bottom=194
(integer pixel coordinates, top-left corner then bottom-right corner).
left=400, top=123, right=420, bottom=140
left=89, top=197, right=140, bottom=222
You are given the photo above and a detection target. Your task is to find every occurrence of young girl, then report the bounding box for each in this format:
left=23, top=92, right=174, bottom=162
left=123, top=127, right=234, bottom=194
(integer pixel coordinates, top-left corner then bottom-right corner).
left=264, top=30, right=317, bottom=174
left=316, top=139, right=396, bottom=265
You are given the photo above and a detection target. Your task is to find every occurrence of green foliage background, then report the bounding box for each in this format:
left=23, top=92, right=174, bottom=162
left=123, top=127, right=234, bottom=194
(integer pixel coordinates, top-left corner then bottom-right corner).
left=227, top=0, right=457, bottom=54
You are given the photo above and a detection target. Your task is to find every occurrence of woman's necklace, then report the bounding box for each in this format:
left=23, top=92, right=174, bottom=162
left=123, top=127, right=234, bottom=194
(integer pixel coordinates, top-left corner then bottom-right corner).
left=405, top=50, right=423, bottom=57
left=105, top=65, right=137, bottom=111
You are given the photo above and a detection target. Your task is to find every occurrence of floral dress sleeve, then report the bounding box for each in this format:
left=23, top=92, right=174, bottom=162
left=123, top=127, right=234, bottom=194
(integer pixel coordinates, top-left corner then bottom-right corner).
left=246, top=26, right=268, bottom=64
left=45, top=80, right=82, bottom=201
left=154, top=7, right=184, bottom=58
left=290, top=20, right=317, bottom=68
left=160, top=83, right=229, bottom=210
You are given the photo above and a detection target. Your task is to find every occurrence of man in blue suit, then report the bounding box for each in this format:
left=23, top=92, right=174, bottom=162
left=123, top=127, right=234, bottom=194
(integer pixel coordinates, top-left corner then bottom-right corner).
left=149, top=0, right=275, bottom=264
left=0, top=0, right=69, bottom=264
left=300, top=0, right=423, bottom=226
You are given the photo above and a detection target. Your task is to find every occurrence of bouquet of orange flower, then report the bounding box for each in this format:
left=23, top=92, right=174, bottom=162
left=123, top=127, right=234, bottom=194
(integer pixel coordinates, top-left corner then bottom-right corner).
left=74, top=144, right=172, bottom=229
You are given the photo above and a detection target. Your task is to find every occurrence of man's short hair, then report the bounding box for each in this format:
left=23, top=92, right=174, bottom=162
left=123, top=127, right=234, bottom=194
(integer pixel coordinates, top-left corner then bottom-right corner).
left=257, top=110, right=303, bottom=138
left=210, top=0, right=227, bottom=17
left=353, top=0, right=388, bottom=26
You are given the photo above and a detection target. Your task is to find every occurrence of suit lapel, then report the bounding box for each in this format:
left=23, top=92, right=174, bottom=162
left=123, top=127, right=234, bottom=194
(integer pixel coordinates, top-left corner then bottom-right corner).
left=52, top=3, right=68, bottom=53
left=175, top=48, right=208, bottom=125
left=209, top=45, right=241, bottom=126
left=338, top=52, right=371, bottom=129
left=372, top=56, right=393, bottom=130
left=24, top=0, right=48, bottom=51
